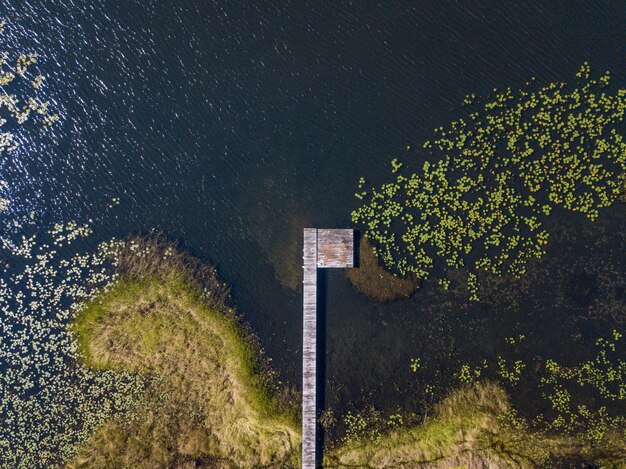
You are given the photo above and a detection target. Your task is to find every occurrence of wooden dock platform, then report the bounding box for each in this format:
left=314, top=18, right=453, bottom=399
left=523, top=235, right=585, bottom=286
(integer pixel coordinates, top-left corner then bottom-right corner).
left=302, top=228, right=354, bottom=469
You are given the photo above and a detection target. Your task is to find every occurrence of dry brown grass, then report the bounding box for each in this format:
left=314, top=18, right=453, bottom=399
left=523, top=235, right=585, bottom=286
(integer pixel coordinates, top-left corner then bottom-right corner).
left=346, top=237, right=420, bottom=302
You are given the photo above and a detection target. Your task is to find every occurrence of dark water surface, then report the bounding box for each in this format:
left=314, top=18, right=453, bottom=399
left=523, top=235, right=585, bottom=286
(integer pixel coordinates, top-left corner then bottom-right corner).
left=2, top=1, right=625, bottom=422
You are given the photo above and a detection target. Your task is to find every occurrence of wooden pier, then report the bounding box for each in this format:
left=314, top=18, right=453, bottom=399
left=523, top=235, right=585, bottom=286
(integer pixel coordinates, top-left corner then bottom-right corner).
left=302, top=228, right=354, bottom=469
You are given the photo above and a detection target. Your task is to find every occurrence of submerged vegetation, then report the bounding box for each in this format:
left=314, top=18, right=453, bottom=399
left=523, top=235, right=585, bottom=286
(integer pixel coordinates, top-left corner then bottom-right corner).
left=69, top=236, right=301, bottom=468
left=346, top=236, right=420, bottom=302
left=352, top=64, right=626, bottom=299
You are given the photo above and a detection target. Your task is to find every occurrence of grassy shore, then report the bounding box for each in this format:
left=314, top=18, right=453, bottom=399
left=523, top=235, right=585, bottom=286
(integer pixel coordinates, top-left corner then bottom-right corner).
left=325, top=382, right=626, bottom=468
left=69, top=237, right=625, bottom=468
left=69, top=236, right=301, bottom=468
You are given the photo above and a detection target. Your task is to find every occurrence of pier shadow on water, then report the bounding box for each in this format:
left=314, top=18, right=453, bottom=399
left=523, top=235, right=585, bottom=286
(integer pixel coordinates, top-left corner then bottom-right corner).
left=352, top=230, right=362, bottom=269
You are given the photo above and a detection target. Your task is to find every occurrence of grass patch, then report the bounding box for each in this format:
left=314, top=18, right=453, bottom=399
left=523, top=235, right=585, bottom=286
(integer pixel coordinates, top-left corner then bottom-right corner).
left=69, top=236, right=301, bottom=468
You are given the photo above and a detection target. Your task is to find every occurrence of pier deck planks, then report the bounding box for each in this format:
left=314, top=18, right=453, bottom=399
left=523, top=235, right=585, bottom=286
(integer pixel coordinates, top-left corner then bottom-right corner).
left=302, top=228, right=354, bottom=469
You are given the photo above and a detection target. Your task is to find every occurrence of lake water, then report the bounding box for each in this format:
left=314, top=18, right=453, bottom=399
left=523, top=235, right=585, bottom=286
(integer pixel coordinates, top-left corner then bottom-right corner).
left=2, top=0, right=625, bottom=433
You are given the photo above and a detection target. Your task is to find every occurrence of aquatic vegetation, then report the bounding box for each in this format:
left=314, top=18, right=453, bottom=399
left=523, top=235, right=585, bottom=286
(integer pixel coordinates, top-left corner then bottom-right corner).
left=0, top=221, right=147, bottom=467
left=0, top=18, right=59, bottom=211
left=352, top=64, right=626, bottom=298
left=537, top=330, right=626, bottom=445
left=0, top=180, right=7, bottom=211
left=409, top=357, right=422, bottom=372
left=504, top=334, right=526, bottom=346
left=339, top=409, right=409, bottom=447
left=342, top=411, right=377, bottom=445
left=496, top=357, right=526, bottom=385
left=107, top=196, right=121, bottom=208
left=325, top=381, right=625, bottom=468
left=345, top=236, right=420, bottom=302
left=458, top=330, right=626, bottom=448
left=459, top=360, right=489, bottom=384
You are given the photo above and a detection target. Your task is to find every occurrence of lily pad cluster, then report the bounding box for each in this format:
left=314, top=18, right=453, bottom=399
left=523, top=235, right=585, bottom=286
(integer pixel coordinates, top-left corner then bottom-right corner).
left=0, top=19, right=59, bottom=153
left=0, top=220, right=149, bottom=466
left=352, top=64, right=626, bottom=299
left=461, top=330, right=626, bottom=447
left=0, top=19, right=59, bottom=212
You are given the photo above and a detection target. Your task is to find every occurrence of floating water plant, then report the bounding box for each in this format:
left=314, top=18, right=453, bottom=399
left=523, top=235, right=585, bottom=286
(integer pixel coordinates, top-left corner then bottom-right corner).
left=0, top=221, right=147, bottom=466
left=0, top=22, right=58, bottom=152
left=0, top=19, right=59, bottom=212
left=352, top=64, right=626, bottom=298
left=457, top=330, right=625, bottom=447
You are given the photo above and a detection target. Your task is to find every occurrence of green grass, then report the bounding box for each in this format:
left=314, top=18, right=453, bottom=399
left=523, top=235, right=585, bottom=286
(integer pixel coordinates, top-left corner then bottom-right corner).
left=325, top=381, right=509, bottom=467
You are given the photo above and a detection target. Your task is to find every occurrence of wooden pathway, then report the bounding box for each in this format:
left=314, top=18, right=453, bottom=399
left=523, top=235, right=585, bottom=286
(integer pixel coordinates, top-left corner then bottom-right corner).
left=302, top=228, right=354, bottom=469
